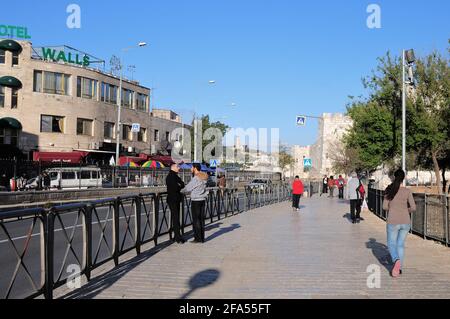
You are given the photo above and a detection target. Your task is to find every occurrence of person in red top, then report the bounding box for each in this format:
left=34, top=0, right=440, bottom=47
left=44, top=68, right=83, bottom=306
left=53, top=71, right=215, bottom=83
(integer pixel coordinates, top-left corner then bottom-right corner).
left=337, top=175, right=346, bottom=199
left=292, top=176, right=304, bottom=212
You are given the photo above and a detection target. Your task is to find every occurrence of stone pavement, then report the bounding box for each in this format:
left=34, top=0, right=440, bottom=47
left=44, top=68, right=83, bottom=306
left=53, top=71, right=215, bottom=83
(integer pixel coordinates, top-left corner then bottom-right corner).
left=62, top=196, right=450, bottom=299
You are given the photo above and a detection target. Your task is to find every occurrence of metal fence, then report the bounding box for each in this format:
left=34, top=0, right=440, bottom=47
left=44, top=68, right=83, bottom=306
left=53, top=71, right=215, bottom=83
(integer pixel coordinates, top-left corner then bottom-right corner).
left=367, top=188, right=449, bottom=247
left=0, top=159, right=283, bottom=191
left=0, top=184, right=291, bottom=299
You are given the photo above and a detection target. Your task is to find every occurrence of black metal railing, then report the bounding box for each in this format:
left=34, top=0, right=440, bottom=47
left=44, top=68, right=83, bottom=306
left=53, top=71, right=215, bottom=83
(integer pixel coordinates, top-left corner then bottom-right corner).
left=368, top=188, right=450, bottom=247
left=0, top=184, right=291, bottom=299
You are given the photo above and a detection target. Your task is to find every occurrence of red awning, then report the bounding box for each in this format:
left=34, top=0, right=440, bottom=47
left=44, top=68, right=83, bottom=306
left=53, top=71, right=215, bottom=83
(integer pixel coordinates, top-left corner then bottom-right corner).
left=33, top=151, right=87, bottom=163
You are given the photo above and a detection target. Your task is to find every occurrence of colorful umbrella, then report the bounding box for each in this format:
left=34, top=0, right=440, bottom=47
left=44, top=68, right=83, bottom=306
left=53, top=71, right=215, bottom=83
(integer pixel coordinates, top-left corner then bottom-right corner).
left=123, top=161, right=139, bottom=167
left=142, top=160, right=165, bottom=169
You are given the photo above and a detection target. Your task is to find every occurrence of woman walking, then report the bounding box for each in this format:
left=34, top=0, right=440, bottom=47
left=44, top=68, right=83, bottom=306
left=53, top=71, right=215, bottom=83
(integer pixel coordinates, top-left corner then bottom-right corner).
left=292, top=176, right=304, bottom=212
left=383, top=169, right=416, bottom=278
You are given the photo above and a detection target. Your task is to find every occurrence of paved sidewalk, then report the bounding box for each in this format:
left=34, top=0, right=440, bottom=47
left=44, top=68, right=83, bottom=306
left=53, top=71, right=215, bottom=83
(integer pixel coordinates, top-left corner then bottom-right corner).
left=62, top=196, right=450, bottom=299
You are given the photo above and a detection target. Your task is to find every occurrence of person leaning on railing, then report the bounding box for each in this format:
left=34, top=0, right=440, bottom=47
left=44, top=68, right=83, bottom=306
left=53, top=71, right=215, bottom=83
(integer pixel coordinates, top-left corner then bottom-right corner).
left=383, top=169, right=417, bottom=278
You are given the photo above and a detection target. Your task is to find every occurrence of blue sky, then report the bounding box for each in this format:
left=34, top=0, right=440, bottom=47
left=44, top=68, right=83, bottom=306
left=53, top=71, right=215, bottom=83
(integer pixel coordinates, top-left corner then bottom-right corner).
left=2, top=0, right=449, bottom=146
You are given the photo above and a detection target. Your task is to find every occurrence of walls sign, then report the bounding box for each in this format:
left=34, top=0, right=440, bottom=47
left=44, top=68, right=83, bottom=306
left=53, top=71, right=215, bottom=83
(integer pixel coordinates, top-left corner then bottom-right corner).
left=42, top=47, right=90, bottom=67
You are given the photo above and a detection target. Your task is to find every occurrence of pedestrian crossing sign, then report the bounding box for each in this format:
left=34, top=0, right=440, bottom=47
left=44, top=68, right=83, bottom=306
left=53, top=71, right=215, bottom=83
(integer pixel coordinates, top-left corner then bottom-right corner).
left=296, top=116, right=306, bottom=126
left=303, top=158, right=312, bottom=168
left=210, top=159, right=220, bottom=168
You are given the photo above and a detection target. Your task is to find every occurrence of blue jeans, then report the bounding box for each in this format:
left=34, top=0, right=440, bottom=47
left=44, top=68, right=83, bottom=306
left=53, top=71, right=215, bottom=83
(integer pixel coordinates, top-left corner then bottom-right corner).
left=387, top=224, right=411, bottom=268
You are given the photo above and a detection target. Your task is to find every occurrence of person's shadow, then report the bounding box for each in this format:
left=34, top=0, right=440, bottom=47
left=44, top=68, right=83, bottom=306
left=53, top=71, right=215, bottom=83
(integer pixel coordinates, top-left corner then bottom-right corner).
left=180, top=269, right=220, bottom=299
left=365, top=238, right=392, bottom=271
left=342, top=213, right=365, bottom=223
left=205, top=224, right=241, bottom=242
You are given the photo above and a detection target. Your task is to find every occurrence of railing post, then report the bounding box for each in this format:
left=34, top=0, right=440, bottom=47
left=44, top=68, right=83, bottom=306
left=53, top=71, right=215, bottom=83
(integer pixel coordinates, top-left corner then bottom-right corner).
left=181, top=194, right=186, bottom=235
left=113, top=198, right=120, bottom=266
left=135, top=196, right=142, bottom=255
left=445, top=195, right=449, bottom=247
left=424, top=194, right=427, bottom=239
left=44, top=210, right=54, bottom=300
left=83, top=204, right=93, bottom=281
left=210, top=190, right=214, bottom=224
left=154, top=194, right=159, bottom=246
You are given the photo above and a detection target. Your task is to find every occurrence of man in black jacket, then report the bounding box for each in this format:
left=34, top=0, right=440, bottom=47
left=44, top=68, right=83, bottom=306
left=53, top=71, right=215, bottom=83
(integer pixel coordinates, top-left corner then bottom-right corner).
left=166, top=163, right=186, bottom=244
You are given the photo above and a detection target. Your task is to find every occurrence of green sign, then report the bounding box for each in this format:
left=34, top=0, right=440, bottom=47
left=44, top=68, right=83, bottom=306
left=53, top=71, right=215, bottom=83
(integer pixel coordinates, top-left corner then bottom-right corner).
left=0, top=25, right=31, bottom=39
left=42, top=48, right=90, bottom=67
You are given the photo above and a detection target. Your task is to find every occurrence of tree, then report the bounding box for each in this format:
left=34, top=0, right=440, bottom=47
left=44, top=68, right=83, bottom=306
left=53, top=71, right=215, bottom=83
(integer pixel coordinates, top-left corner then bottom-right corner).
left=345, top=100, right=394, bottom=172
left=409, top=51, right=450, bottom=194
left=345, top=49, right=450, bottom=193
left=329, top=139, right=363, bottom=175
left=278, top=146, right=295, bottom=179
left=189, top=115, right=230, bottom=163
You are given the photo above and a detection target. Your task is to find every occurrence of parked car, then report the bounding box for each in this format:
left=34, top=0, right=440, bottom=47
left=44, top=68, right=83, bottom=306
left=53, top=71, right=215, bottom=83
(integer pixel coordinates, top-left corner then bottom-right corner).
left=247, top=178, right=272, bottom=190
left=25, top=167, right=102, bottom=190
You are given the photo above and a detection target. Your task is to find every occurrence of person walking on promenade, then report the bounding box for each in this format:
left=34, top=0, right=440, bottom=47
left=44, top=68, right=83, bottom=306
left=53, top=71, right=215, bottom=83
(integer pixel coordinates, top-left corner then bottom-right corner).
left=328, top=176, right=335, bottom=198
left=383, top=169, right=416, bottom=278
left=338, top=175, right=346, bottom=199
left=292, top=176, right=304, bottom=212
left=182, top=163, right=209, bottom=243
left=347, top=172, right=364, bottom=224
left=43, top=172, right=51, bottom=190
left=218, top=175, right=226, bottom=196
left=321, top=175, right=328, bottom=196
left=166, top=163, right=186, bottom=244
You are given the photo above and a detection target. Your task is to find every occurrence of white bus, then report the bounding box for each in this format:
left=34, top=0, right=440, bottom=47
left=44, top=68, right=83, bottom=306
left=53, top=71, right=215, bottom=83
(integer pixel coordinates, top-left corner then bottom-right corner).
left=25, top=167, right=102, bottom=190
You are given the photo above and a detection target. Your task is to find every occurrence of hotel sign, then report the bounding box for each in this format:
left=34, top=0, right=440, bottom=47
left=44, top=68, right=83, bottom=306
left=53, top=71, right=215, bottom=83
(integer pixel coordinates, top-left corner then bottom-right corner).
left=0, top=24, right=31, bottom=39
left=41, top=47, right=90, bottom=67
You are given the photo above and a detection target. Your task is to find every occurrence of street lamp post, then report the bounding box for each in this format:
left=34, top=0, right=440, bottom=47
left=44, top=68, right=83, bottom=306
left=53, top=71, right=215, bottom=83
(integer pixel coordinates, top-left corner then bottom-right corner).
left=115, top=42, right=147, bottom=168
left=402, top=49, right=415, bottom=178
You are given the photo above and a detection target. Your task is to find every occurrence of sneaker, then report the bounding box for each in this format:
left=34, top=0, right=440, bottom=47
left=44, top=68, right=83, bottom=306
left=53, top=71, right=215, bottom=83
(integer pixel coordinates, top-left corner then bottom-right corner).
left=391, top=260, right=401, bottom=278
left=296, top=208, right=300, bottom=212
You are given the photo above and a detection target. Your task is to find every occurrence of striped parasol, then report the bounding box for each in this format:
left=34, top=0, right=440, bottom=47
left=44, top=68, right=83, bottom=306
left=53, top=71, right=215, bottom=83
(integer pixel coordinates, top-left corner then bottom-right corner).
left=123, top=161, right=139, bottom=167
left=142, top=160, right=165, bottom=169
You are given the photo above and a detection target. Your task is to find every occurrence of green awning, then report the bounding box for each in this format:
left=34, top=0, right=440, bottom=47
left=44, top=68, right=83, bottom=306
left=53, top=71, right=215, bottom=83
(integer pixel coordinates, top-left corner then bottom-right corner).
left=0, top=76, right=22, bottom=88
left=0, top=117, right=22, bottom=130
left=0, top=39, right=22, bottom=52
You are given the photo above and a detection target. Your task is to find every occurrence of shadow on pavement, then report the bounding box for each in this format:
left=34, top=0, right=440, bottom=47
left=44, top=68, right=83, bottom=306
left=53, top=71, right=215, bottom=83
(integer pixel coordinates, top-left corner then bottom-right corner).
left=180, top=269, right=221, bottom=299
left=342, top=213, right=365, bottom=223
left=60, top=239, right=174, bottom=299
left=206, top=223, right=241, bottom=242
left=366, top=238, right=392, bottom=272
left=61, top=223, right=225, bottom=299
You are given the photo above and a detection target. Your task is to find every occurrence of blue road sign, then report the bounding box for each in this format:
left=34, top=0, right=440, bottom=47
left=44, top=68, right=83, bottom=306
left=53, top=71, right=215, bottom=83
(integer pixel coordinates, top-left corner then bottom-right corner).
left=131, top=123, right=141, bottom=133
left=303, top=158, right=312, bottom=167
left=210, top=159, right=220, bottom=168
left=296, top=116, right=306, bottom=126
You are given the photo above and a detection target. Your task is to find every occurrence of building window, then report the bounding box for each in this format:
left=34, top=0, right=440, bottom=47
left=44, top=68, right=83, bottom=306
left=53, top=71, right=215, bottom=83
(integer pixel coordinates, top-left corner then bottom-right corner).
left=41, top=115, right=65, bottom=133
left=12, top=52, right=19, bottom=66
left=138, top=128, right=147, bottom=142
left=0, top=128, right=18, bottom=146
left=136, top=93, right=148, bottom=112
left=11, top=88, right=18, bottom=109
left=77, top=118, right=93, bottom=136
left=122, top=88, right=134, bottom=108
left=154, top=129, right=159, bottom=142
left=104, top=122, right=115, bottom=139
left=0, top=86, right=4, bottom=108
left=101, top=82, right=118, bottom=104
left=122, top=125, right=132, bottom=141
left=165, top=131, right=170, bottom=141
left=0, top=49, right=5, bottom=64
left=77, top=77, right=98, bottom=100
left=34, top=70, right=70, bottom=95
